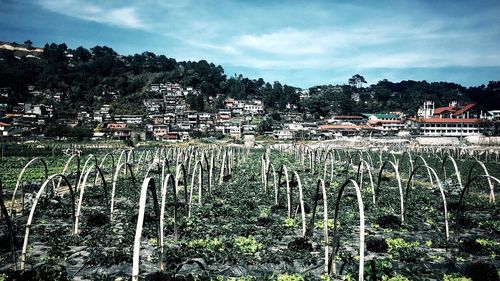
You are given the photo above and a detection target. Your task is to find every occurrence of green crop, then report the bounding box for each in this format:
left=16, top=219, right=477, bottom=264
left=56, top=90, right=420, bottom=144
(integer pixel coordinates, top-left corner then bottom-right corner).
left=234, top=236, right=262, bottom=253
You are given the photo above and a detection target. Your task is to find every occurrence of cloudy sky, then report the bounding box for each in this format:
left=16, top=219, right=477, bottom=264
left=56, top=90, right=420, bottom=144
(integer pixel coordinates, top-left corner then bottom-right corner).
left=1, top=0, right=499, bottom=88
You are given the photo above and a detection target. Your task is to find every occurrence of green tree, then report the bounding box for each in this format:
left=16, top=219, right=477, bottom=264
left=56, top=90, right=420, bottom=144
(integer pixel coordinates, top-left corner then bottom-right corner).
left=348, top=74, right=367, bottom=88
left=257, top=118, right=273, bottom=133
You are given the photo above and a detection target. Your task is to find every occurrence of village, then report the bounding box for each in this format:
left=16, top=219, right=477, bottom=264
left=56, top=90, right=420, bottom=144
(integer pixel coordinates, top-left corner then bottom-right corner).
left=0, top=81, right=499, bottom=143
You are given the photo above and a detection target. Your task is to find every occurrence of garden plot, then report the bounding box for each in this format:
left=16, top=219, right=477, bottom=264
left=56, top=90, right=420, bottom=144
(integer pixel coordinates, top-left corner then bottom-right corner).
left=0, top=144, right=499, bottom=280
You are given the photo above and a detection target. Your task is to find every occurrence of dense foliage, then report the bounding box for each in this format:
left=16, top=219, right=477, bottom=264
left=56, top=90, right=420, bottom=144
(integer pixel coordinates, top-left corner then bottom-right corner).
left=0, top=42, right=499, bottom=117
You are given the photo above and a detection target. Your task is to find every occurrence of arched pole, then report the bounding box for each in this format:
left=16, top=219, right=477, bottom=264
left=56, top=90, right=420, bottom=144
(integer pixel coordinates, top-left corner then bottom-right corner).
left=356, top=160, right=376, bottom=205
left=175, top=164, right=189, bottom=218
left=466, top=160, right=495, bottom=202
left=57, top=154, right=80, bottom=192
left=328, top=179, right=365, bottom=281
left=292, top=171, right=307, bottom=237
left=74, top=165, right=109, bottom=234
left=10, top=157, right=49, bottom=216
left=110, top=163, right=136, bottom=220
left=159, top=173, right=175, bottom=271
left=0, top=178, right=18, bottom=270
left=307, top=179, right=329, bottom=273
left=375, top=161, right=404, bottom=222
left=459, top=174, right=500, bottom=207
left=20, top=174, right=76, bottom=270
left=404, top=165, right=449, bottom=240
left=441, top=155, right=463, bottom=191
left=76, top=154, right=97, bottom=190
left=131, top=177, right=160, bottom=281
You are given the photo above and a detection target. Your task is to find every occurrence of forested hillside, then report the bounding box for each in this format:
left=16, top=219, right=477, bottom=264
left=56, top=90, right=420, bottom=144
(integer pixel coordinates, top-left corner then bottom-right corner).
left=0, top=41, right=498, bottom=117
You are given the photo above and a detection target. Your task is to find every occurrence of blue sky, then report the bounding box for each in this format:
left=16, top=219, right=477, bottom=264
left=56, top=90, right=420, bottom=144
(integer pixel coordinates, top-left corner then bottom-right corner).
left=1, top=0, right=499, bottom=88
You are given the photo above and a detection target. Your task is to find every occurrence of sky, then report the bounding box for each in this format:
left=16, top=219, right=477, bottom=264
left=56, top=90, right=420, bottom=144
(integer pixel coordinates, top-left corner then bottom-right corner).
left=0, top=0, right=499, bottom=88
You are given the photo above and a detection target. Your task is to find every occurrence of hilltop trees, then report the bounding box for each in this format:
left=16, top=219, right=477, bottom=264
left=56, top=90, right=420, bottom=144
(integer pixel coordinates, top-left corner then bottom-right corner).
left=348, top=74, right=367, bottom=88
left=467, top=81, right=500, bottom=110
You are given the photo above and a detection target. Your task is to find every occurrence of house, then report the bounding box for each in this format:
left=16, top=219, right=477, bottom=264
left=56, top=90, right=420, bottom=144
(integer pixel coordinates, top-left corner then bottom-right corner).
left=217, top=109, right=232, bottom=122
left=227, top=125, right=243, bottom=139
left=285, top=123, right=304, bottom=131
left=152, top=125, right=169, bottom=140
left=187, top=112, right=198, bottom=127
left=299, top=89, right=310, bottom=100
left=362, top=113, right=404, bottom=135
left=150, top=84, right=161, bottom=92
left=144, top=99, right=164, bottom=113
left=231, top=107, right=244, bottom=116
left=328, top=115, right=367, bottom=125
left=274, top=130, right=294, bottom=140
left=176, top=123, right=192, bottom=131
left=0, top=121, right=12, bottom=137
left=0, top=87, right=11, bottom=98
left=106, top=123, right=132, bottom=139
left=91, top=131, right=107, bottom=140
left=165, top=132, right=180, bottom=140
left=77, top=111, right=93, bottom=124
left=243, top=101, right=264, bottom=115
left=413, top=101, right=487, bottom=136
left=320, top=125, right=360, bottom=137
left=367, top=120, right=405, bottom=135
left=113, top=115, right=143, bottom=125
left=361, top=113, right=401, bottom=122
left=199, top=113, right=214, bottom=126
left=224, top=98, right=239, bottom=108
left=216, top=124, right=242, bottom=137
left=93, top=105, right=112, bottom=123
left=319, top=124, right=377, bottom=137
left=242, top=124, right=256, bottom=133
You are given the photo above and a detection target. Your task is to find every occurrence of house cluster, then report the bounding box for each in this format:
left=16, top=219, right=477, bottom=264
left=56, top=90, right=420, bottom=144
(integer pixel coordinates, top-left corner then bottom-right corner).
left=272, top=101, right=499, bottom=140
left=142, top=89, right=265, bottom=140
left=0, top=102, right=54, bottom=137
left=1, top=86, right=498, bottom=142
left=314, top=101, right=496, bottom=139
left=0, top=83, right=269, bottom=141
left=276, top=112, right=405, bottom=140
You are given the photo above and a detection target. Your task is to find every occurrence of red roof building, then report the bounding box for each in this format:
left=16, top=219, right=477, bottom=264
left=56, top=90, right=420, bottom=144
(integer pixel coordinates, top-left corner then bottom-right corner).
left=433, top=103, right=479, bottom=119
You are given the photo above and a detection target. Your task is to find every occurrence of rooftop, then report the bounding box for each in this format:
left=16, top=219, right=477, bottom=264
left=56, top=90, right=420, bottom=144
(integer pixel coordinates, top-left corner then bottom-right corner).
left=416, top=118, right=481, bottom=124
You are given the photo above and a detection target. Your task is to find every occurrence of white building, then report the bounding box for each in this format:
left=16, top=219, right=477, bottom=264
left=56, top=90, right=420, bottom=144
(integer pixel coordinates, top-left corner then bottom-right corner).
left=416, top=118, right=484, bottom=136
left=243, top=100, right=264, bottom=115
left=274, top=130, right=293, bottom=140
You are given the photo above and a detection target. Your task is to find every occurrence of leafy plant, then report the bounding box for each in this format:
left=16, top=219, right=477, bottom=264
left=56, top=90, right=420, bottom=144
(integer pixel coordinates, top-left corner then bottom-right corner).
left=188, top=238, right=225, bottom=252
left=234, top=236, right=262, bottom=253
left=443, top=274, right=472, bottom=281
left=382, top=274, right=410, bottom=281
left=364, top=258, right=393, bottom=281
left=385, top=238, right=423, bottom=261
left=276, top=273, right=304, bottom=281
left=315, top=219, right=335, bottom=229
left=283, top=218, right=297, bottom=228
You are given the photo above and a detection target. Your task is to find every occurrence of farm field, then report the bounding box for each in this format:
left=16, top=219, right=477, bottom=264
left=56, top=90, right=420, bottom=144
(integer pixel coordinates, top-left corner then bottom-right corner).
left=0, top=143, right=499, bottom=281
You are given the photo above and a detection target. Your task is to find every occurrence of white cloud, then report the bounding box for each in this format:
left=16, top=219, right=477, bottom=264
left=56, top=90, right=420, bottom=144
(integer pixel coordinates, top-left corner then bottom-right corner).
left=235, top=29, right=328, bottom=55
left=38, top=0, right=147, bottom=29
left=36, top=0, right=500, bottom=73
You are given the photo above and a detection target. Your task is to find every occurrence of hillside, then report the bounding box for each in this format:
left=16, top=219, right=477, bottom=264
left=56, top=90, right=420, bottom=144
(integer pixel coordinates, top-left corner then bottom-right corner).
left=0, top=41, right=498, bottom=117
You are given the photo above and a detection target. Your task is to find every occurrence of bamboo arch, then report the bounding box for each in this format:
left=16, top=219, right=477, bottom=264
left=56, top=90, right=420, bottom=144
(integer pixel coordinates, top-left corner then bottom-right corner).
left=20, top=174, right=76, bottom=270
